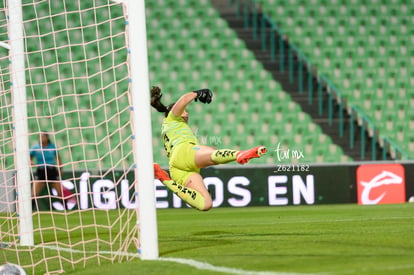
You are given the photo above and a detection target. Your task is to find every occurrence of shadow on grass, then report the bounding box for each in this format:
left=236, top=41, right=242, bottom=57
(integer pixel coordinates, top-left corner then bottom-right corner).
left=160, top=230, right=235, bottom=256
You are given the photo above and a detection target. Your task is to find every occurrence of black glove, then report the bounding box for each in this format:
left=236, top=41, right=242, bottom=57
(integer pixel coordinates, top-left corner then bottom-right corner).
left=193, top=89, right=213, bottom=104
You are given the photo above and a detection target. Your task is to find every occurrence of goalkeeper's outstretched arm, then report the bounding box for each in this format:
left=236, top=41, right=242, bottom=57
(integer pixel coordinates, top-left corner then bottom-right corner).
left=150, top=86, right=212, bottom=118
left=171, top=89, right=213, bottom=117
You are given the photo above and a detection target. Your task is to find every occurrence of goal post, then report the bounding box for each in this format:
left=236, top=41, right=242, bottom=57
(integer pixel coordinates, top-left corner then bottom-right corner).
left=8, top=0, right=34, bottom=247
left=0, top=0, right=158, bottom=272
left=127, top=0, right=158, bottom=260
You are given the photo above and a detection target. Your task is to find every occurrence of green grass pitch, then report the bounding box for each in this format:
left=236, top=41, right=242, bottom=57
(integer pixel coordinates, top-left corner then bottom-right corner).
left=3, top=204, right=414, bottom=274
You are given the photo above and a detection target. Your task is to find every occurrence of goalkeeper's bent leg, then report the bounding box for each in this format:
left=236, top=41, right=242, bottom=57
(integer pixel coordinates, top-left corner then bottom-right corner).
left=153, top=163, right=211, bottom=210
left=163, top=180, right=207, bottom=211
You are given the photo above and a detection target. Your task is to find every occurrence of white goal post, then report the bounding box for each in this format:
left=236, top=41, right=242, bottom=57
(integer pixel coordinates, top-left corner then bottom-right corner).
left=127, top=0, right=158, bottom=260
left=1, top=0, right=158, bottom=272
left=8, top=0, right=33, bottom=247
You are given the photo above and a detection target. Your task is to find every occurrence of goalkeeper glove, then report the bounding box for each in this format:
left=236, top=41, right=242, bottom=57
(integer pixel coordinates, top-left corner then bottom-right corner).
left=193, top=89, right=213, bottom=104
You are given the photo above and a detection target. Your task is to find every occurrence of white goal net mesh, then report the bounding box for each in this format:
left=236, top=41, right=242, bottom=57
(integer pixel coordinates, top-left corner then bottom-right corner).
left=1, top=0, right=142, bottom=273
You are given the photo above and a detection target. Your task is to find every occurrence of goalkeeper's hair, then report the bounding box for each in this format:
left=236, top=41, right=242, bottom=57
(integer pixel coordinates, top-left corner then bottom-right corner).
left=150, top=86, right=174, bottom=117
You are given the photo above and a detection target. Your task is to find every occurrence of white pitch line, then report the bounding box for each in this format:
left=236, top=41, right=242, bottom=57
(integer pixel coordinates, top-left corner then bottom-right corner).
left=15, top=245, right=414, bottom=275
left=6, top=244, right=414, bottom=275
left=158, top=257, right=316, bottom=275
left=38, top=245, right=316, bottom=275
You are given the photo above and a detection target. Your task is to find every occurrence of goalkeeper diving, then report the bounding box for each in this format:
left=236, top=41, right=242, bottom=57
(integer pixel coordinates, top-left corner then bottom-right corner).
left=151, top=87, right=266, bottom=211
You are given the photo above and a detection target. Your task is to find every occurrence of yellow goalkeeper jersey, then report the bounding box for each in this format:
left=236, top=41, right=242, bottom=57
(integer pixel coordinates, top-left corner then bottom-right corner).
left=161, top=112, right=199, bottom=158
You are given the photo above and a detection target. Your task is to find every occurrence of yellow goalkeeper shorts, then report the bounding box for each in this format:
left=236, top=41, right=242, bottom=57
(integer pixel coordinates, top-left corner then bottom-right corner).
left=169, top=142, right=200, bottom=186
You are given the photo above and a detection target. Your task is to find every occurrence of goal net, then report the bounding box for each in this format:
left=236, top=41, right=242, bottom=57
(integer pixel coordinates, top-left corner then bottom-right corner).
left=0, top=0, right=156, bottom=273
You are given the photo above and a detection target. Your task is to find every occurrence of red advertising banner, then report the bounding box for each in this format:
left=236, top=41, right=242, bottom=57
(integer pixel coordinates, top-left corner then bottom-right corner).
left=356, top=163, right=406, bottom=205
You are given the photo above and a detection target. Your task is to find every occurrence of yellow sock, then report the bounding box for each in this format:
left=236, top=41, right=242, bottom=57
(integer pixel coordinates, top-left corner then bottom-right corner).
left=211, top=149, right=239, bottom=164
left=163, top=180, right=206, bottom=211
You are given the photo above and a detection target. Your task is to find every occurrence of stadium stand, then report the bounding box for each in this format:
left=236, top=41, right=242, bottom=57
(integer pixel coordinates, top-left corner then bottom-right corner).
left=146, top=0, right=350, bottom=165
left=255, top=0, right=413, bottom=159
left=18, top=0, right=353, bottom=169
